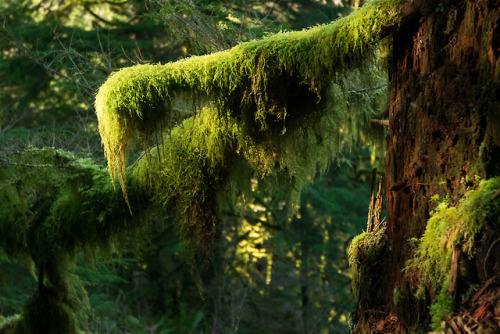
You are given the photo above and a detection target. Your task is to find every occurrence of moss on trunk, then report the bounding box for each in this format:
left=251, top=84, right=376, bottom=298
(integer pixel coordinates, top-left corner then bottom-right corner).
left=351, top=0, right=500, bottom=332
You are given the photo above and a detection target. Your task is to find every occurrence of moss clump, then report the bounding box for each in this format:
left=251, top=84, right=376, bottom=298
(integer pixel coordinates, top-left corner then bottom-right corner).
left=406, top=177, right=500, bottom=290
left=405, top=177, right=500, bottom=330
left=0, top=315, right=21, bottom=334
left=95, top=0, right=403, bottom=195
left=348, top=227, right=387, bottom=303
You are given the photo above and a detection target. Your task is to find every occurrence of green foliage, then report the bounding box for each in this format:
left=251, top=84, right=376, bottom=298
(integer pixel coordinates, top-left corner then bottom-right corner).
left=148, top=0, right=352, bottom=55
left=1, top=126, right=104, bottom=161
left=193, top=156, right=374, bottom=333
left=1, top=1, right=394, bottom=333
left=0, top=0, right=173, bottom=128
left=0, top=257, right=37, bottom=315
left=428, top=283, right=454, bottom=332
left=148, top=0, right=280, bottom=54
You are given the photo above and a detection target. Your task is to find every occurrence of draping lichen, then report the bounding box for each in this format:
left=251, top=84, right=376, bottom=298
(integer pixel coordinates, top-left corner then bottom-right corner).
left=95, top=0, right=403, bottom=196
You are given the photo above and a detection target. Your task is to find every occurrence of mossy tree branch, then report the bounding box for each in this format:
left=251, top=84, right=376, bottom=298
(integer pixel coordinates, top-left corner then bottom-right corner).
left=95, top=0, right=424, bottom=197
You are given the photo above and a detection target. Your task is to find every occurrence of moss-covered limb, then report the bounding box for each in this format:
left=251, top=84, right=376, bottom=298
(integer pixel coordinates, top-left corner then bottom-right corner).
left=0, top=147, right=161, bottom=291
left=95, top=0, right=414, bottom=192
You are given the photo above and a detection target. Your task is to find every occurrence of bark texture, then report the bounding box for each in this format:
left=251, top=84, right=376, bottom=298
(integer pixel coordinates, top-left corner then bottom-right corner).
left=354, top=0, right=500, bottom=332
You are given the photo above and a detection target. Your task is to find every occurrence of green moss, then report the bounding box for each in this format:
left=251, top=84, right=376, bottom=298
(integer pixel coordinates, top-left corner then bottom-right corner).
left=95, top=0, right=403, bottom=195
left=428, top=283, right=454, bottom=332
left=348, top=227, right=387, bottom=302
left=0, top=147, right=156, bottom=263
left=406, top=177, right=500, bottom=289
left=405, top=177, right=500, bottom=328
left=393, top=288, right=404, bottom=306
left=0, top=314, right=21, bottom=334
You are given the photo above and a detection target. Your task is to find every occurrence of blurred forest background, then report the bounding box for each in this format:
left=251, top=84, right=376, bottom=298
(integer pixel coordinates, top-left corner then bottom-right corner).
left=0, top=1, right=384, bottom=333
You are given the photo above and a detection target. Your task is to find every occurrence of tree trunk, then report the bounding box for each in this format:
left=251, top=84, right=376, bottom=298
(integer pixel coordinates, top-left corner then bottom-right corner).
left=353, top=0, right=500, bottom=332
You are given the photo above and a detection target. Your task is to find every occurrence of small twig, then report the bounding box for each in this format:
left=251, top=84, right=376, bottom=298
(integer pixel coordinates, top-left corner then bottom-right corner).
left=348, top=84, right=387, bottom=94
left=471, top=275, right=497, bottom=303
left=84, top=4, right=121, bottom=26
left=448, top=246, right=461, bottom=301
left=484, top=238, right=500, bottom=278
left=367, top=168, right=377, bottom=233
left=0, top=162, right=70, bottom=169
left=128, top=145, right=157, bottom=172
left=490, top=189, right=500, bottom=201
left=371, top=119, right=390, bottom=127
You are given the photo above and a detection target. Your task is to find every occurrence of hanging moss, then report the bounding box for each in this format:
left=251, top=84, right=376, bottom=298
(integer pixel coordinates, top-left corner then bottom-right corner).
left=129, top=67, right=388, bottom=262
left=95, top=0, right=403, bottom=196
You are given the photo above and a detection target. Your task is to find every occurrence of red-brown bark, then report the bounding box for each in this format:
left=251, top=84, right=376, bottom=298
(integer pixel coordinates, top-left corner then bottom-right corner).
left=354, top=0, right=500, bottom=332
